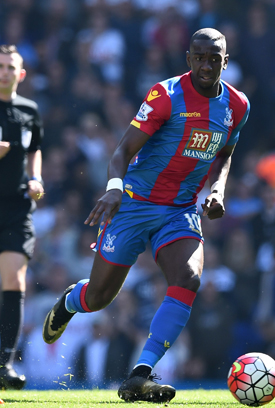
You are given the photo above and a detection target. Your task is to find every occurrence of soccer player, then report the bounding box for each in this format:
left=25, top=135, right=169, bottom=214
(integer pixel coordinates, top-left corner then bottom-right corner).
left=0, top=45, right=44, bottom=389
left=43, top=28, right=250, bottom=402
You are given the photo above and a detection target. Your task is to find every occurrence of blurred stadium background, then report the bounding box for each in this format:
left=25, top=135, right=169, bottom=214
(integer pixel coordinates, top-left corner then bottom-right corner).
left=2, top=0, right=275, bottom=390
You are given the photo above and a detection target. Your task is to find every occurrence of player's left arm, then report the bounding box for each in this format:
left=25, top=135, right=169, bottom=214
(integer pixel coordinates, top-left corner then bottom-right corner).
left=201, top=143, right=236, bottom=220
left=202, top=90, right=250, bottom=220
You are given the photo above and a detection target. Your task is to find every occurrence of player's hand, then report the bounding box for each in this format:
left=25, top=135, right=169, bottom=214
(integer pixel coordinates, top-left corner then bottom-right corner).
left=85, top=189, right=122, bottom=226
left=0, top=141, right=11, bottom=159
left=27, top=179, right=45, bottom=201
left=201, top=192, right=225, bottom=220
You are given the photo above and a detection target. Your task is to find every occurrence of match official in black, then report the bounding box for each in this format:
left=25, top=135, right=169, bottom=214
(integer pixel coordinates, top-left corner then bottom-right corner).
left=0, top=45, right=44, bottom=389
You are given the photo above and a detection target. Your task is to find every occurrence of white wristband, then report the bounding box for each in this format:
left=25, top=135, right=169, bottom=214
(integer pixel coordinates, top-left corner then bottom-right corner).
left=106, top=178, right=123, bottom=193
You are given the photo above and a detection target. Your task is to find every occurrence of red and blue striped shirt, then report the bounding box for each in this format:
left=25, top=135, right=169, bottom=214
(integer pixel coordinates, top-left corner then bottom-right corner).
left=124, top=71, right=250, bottom=206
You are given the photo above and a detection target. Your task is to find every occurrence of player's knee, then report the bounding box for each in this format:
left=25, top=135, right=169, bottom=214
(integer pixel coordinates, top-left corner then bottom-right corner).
left=177, top=271, right=201, bottom=293
left=1, top=273, right=23, bottom=291
left=186, top=273, right=201, bottom=292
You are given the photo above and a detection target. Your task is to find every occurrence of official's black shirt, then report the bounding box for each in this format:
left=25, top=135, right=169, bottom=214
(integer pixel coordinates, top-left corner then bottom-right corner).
left=0, top=94, right=43, bottom=198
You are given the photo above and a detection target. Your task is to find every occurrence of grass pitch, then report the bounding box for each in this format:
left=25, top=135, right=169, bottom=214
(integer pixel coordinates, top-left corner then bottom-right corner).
left=0, top=389, right=247, bottom=407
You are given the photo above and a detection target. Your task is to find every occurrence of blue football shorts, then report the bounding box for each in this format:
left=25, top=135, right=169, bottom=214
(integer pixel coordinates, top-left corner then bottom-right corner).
left=94, top=192, right=204, bottom=267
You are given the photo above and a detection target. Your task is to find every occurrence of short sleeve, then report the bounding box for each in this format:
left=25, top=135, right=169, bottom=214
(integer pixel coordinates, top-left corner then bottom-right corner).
left=226, top=92, right=250, bottom=146
left=130, top=83, right=172, bottom=136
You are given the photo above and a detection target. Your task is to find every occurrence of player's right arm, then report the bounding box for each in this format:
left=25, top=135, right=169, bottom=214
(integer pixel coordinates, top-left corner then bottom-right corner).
left=85, top=125, right=151, bottom=226
left=85, top=83, right=171, bottom=227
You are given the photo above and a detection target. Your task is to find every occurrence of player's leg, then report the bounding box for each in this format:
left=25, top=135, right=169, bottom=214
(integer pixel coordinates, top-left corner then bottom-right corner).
left=0, top=197, right=35, bottom=390
left=118, top=238, right=203, bottom=402
left=70, top=253, right=131, bottom=312
left=119, top=238, right=203, bottom=401
left=43, top=253, right=130, bottom=344
left=137, top=238, right=203, bottom=366
left=43, top=194, right=150, bottom=344
left=137, top=238, right=202, bottom=368
left=118, top=204, right=204, bottom=402
left=118, top=200, right=204, bottom=401
left=0, top=251, right=28, bottom=390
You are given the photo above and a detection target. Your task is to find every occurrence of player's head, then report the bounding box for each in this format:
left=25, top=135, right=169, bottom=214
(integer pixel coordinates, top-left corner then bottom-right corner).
left=190, top=28, right=227, bottom=52
left=0, top=44, right=26, bottom=96
left=186, top=28, right=229, bottom=97
left=0, top=45, right=24, bottom=67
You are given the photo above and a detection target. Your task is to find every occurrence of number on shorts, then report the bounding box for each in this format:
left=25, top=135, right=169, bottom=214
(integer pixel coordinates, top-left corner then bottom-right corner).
left=184, top=213, right=202, bottom=234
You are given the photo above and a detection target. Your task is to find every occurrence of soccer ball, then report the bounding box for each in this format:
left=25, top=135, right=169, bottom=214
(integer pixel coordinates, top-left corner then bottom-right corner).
left=227, top=352, right=275, bottom=406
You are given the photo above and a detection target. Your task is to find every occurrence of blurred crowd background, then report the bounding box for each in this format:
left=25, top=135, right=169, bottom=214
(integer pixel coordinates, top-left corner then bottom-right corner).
left=2, top=0, right=275, bottom=390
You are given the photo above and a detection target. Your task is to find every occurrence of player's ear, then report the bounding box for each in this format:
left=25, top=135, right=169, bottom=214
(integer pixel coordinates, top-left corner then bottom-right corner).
left=186, top=51, right=191, bottom=68
left=19, top=69, right=26, bottom=83
left=223, top=54, right=229, bottom=70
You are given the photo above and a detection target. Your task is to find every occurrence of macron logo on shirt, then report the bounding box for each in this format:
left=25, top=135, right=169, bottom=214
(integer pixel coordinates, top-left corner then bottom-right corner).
left=180, top=112, right=201, bottom=118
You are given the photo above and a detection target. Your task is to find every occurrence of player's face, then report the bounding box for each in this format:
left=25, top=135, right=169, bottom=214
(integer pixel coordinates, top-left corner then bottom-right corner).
left=0, top=53, right=26, bottom=95
left=186, top=39, right=229, bottom=98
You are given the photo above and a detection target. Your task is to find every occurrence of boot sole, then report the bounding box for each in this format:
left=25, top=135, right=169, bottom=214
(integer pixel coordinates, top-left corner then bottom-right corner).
left=119, top=388, right=176, bottom=402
